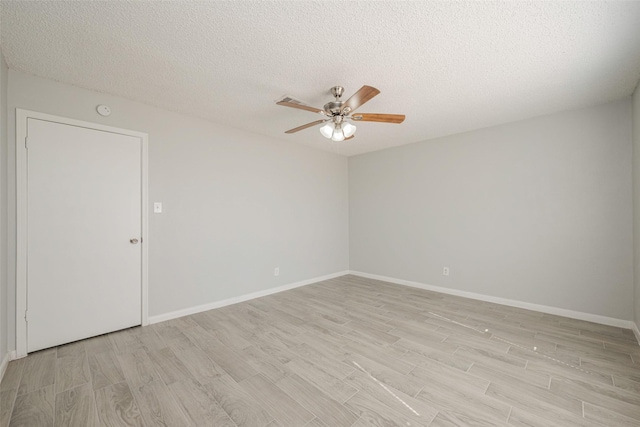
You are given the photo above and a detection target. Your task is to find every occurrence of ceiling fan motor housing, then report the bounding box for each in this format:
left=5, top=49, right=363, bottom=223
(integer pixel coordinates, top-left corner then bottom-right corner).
left=324, top=101, right=345, bottom=116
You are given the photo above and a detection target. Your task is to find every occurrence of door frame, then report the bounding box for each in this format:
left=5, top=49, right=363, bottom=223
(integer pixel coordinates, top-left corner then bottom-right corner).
left=16, top=109, right=149, bottom=357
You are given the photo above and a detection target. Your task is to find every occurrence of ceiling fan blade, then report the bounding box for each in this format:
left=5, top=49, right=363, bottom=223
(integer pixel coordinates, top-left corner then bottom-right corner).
left=345, top=135, right=355, bottom=141
left=341, top=85, right=380, bottom=113
left=285, top=119, right=327, bottom=134
left=351, top=113, right=405, bottom=124
left=277, top=99, right=325, bottom=115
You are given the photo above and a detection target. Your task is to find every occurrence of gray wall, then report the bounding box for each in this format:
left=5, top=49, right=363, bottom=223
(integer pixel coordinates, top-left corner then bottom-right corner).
left=634, top=84, right=640, bottom=329
left=5, top=70, right=349, bottom=351
left=0, top=52, right=7, bottom=361
left=2, top=68, right=637, bottom=357
left=350, top=99, right=634, bottom=320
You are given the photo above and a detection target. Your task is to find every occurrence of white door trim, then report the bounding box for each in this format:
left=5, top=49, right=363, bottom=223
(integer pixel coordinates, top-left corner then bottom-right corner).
left=16, top=109, right=149, bottom=358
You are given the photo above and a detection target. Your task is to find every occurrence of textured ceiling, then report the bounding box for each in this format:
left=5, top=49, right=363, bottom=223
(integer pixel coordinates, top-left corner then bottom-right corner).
left=2, top=1, right=640, bottom=156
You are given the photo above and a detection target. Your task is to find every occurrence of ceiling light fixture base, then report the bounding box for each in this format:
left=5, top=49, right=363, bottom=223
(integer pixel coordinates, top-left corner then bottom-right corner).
left=330, top=86, right=344, bottom=99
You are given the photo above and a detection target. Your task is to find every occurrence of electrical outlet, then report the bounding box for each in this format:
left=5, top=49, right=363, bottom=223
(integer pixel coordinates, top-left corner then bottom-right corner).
left=443, top=266, right=450, bottom=276
left=274, top=267, right=279, bottom=276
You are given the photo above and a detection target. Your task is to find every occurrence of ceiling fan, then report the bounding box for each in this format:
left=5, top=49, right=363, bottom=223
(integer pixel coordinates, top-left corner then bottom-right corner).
left=276, top=85, right=405, bottom=141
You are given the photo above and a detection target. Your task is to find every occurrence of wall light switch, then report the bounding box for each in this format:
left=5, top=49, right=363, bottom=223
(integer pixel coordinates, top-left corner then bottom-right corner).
left=153, top=202, right=162, bottom=213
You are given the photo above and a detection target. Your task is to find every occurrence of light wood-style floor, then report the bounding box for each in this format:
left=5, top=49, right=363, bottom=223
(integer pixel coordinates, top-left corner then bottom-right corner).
left=1, top=275, right=639, bottom=426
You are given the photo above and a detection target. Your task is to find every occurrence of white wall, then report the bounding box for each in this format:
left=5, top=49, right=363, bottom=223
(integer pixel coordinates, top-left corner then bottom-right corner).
left=0, top=52, right=8, bottom=362
left=350, top=99, right=634, bottom=320
left=634, top=84, right=640, bottom=329
left=5, top=70, right=349, bottom=350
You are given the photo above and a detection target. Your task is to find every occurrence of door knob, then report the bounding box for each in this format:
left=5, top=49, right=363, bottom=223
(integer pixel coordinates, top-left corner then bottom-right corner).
left=130, top=238, right=139, bottom=244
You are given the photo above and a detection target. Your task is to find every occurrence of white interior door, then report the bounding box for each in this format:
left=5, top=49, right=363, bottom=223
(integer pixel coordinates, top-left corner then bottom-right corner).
left=27, top=117, right=142, bottom=352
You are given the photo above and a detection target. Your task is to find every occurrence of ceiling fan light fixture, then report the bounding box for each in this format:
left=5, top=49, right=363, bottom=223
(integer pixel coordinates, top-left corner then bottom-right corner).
left=319, top=123, right=333, bottom=138
left=342, top=122, right=356, bottom=138
left=279, top=85, right=404, bottom=140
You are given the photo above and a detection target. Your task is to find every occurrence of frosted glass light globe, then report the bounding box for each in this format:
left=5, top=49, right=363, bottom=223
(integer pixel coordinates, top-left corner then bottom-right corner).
left=331, top=126, right=345, bottom=141
left=319, top=123, right=333, bottom=138
left=342, top=122, right=356, bottom=138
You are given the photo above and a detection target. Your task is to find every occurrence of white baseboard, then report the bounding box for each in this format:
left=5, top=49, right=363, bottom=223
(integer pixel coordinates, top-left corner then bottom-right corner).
left=148, top=271, right=350, bottom=325
left=349, top=270, right=635, bottom=331
left=632, top=322, right=640, bottom=346
left=0, top=352, right=9, bottom=385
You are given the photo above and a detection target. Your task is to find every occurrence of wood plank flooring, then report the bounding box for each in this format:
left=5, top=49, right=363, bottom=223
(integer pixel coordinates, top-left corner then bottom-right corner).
left=2, top=274, right=639, bottom=426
